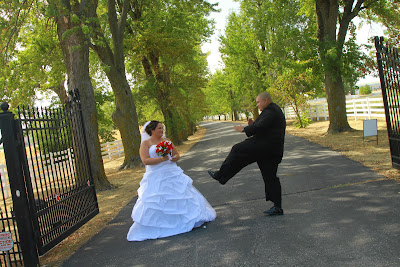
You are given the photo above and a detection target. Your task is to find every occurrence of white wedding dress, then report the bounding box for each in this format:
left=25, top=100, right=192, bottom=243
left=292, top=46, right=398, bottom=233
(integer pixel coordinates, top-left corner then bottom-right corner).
left=127, top=145, right=216, bottom=241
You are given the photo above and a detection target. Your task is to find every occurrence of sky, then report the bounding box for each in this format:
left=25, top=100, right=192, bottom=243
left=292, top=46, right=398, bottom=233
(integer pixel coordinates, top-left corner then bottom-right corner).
left=201, top=0, right=241, bottom=73
left=201, top=0, right=385, bottom=86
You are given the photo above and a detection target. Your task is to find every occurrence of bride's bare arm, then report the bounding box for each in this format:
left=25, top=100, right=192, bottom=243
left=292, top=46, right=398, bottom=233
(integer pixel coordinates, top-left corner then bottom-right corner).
left=170, top=141, right=180, bottom=162
left=140, top=141, right=168, bottom=165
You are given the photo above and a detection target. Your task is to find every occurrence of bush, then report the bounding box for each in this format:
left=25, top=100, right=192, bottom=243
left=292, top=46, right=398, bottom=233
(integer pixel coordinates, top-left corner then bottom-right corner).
left=293, top=113, right=311, bottom=128
left=359, top=85, right=372, bottom=95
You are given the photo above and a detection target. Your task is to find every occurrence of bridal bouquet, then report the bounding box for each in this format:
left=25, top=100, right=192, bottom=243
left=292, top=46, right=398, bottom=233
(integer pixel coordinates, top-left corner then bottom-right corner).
left=155, top=140, right=173, bottom=157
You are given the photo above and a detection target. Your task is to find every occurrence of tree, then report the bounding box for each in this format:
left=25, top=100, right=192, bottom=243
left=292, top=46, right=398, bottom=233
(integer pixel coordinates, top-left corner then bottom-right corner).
left=314, top=0, right=399, bottom=133
left=0, top=0, right=32, bottom=63
left=272, top=68, right=316, bottom=128
left=219, top=11, right=263, bottom=119
left=89, top=0, right=142, bottom=169
left=218, top=0, right=321, bottom=120
left=87, top=51, right=116, bottom=143
left=340, top=25, right=375, bottom=96
left=6, top=14, right=68, bottom=106
left=0, top=0, right=45, bottom=109
left=127, top=0, right=215, bottom=144
left=0, top=0, right=112, bottom=189
left=363, top=1, right=400, bottom=45
left=359, top=84, right=372, bottom=95
left=205, top=70, right=234, bottom=119
left=47, top=0, right=112, bottom=189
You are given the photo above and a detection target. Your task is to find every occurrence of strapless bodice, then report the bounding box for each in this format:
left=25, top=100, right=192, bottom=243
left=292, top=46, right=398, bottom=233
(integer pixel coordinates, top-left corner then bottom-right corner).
left=148, top=145, right=158, bottom=158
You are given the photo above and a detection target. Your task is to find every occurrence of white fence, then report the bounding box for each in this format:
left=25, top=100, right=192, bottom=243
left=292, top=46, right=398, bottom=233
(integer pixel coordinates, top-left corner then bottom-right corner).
left=284, top=95, right=385, bottom=121
left=0, top=164, right=9, bottom=198
left=101, top=139, right=124, bottom=160
left=205, top=95, right=386, bottom=122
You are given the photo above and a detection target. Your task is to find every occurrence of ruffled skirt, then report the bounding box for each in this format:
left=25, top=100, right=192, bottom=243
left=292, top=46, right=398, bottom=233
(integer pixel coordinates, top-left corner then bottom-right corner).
left=127, top=162, right=216, bottom=241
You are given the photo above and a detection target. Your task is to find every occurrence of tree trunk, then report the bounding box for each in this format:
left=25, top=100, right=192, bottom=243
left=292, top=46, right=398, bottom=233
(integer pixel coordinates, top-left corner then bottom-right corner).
left=166, top=110, right=181, bottom=145
left=90, top=0, right=142, bottom=169
left=141, top=54, right=185, bottom=145
left=232, top=109, right=239, bottom=121
left=159, top=97, right=181, bottom=145
left=55, top=1, right=111, bottom=190
left=252, top=106, right=259, bottom=120
left=107, top=69, right=141, bottom=169
left=325, top=68, right=350, bottom=132
left=316, top=0, right=352, bottom=133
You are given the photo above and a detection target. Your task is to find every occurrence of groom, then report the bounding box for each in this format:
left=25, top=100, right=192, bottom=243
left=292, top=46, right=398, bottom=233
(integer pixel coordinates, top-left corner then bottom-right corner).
left=208, top=92, right=286, bottom=215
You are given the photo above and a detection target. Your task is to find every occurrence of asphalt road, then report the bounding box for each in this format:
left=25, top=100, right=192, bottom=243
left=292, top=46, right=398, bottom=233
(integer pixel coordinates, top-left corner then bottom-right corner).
left=61, top=121, right=400, bottom=267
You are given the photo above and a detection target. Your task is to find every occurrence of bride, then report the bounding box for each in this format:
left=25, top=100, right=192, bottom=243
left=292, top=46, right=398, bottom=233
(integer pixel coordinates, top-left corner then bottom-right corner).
left=127, top=120, right=216, bottom=241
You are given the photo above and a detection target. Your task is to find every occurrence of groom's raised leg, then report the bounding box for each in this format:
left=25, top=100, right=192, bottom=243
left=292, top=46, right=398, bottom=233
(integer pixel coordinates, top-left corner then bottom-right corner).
left=212, top=141, right=257, bottom=184
left=207, top=170, right=225, bottom=185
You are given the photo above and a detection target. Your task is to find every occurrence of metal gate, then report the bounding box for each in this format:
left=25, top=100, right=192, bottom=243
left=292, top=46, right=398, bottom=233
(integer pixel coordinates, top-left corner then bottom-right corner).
left=375, top=36, right=400, bottom=170
left=0, top=169, right=24, bottom=266
left=0, top=89, right=99, bottom=265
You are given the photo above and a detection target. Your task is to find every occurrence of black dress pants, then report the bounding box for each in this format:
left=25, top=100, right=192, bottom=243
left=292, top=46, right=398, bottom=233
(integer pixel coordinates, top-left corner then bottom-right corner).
left=215, top=138, right=282, bottom=208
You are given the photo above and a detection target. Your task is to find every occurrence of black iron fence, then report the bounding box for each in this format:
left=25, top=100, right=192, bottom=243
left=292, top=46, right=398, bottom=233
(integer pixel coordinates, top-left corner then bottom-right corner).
left=0, top=171, right=24, bottom=266
left=375, top=37, right=400, bottom=170
left=0, top=89, right=99, bottom=266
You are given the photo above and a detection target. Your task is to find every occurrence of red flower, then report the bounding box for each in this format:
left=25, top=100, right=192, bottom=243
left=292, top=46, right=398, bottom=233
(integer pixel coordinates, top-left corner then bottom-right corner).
left=155, top=141, right=173, bottom=157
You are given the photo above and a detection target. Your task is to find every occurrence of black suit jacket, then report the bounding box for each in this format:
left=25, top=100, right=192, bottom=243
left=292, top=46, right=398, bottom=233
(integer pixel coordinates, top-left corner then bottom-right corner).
left=243, top=102, right=286, bottom=159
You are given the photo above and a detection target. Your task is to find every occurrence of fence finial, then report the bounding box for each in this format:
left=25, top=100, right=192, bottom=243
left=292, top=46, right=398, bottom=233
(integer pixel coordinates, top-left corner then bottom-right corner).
left=1, top=102, right=9, bottom=112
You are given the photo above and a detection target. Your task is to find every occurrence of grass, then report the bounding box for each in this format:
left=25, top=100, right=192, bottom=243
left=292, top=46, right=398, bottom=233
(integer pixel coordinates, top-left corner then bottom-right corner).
left=39, top=126, right=207, bottom=267
left=39, top=118, right=400, bottom=266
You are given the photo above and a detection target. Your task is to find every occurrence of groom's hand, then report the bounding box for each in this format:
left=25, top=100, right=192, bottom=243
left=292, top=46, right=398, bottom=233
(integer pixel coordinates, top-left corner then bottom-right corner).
left=233, top=125, right=244, bottom=133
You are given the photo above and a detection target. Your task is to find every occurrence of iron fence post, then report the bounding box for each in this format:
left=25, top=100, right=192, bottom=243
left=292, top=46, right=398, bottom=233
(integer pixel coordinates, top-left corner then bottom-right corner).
left=0, top=103, right=39, bottom=267
left=374, top=36, right=400, bottom=170
left=374, top=36, right=391, bottom=131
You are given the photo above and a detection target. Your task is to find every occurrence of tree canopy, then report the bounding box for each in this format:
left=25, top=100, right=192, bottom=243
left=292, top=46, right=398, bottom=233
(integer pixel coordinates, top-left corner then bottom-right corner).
left=208, top=0, right=398, bottom=133
left=209, top=0, right=324, bottom=124
left=126, top=0, right=216, bottom=144
left=1, top=0, right=216, bottom=184
left=2, top=0, right=399, bottom=148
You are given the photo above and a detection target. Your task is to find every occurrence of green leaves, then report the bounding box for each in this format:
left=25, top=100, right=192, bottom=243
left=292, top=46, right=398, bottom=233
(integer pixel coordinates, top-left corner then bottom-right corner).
left=213, top=0, right=321, bottom=119
left=0, top=5, right=67, bottom=109
left=126, top=0, right=214, bottom=143
left=71, top=13, right=80, bottom=24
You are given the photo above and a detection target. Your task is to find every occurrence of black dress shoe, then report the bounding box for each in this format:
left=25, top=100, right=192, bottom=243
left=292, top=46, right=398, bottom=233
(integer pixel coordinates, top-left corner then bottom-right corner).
left=208, top=170, right=216, bottom=179
left=208, top=170, right=226, bottom=185
left=263, top=206, right=284, bottom=216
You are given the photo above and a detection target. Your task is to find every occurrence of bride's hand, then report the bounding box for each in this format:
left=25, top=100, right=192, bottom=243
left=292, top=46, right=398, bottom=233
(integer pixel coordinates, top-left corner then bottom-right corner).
left=170, top=155, right=179, bottom=162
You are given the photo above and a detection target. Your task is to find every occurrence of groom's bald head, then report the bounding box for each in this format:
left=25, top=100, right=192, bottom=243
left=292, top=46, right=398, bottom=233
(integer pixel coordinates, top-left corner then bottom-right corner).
left=256, top=92, right=272, bottom=111
left=257, top=92, right=272, bottom=101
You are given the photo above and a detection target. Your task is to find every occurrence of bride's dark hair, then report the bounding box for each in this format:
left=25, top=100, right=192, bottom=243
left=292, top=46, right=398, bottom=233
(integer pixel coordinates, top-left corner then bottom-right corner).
left=145, top=120, right=161, bottom=136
